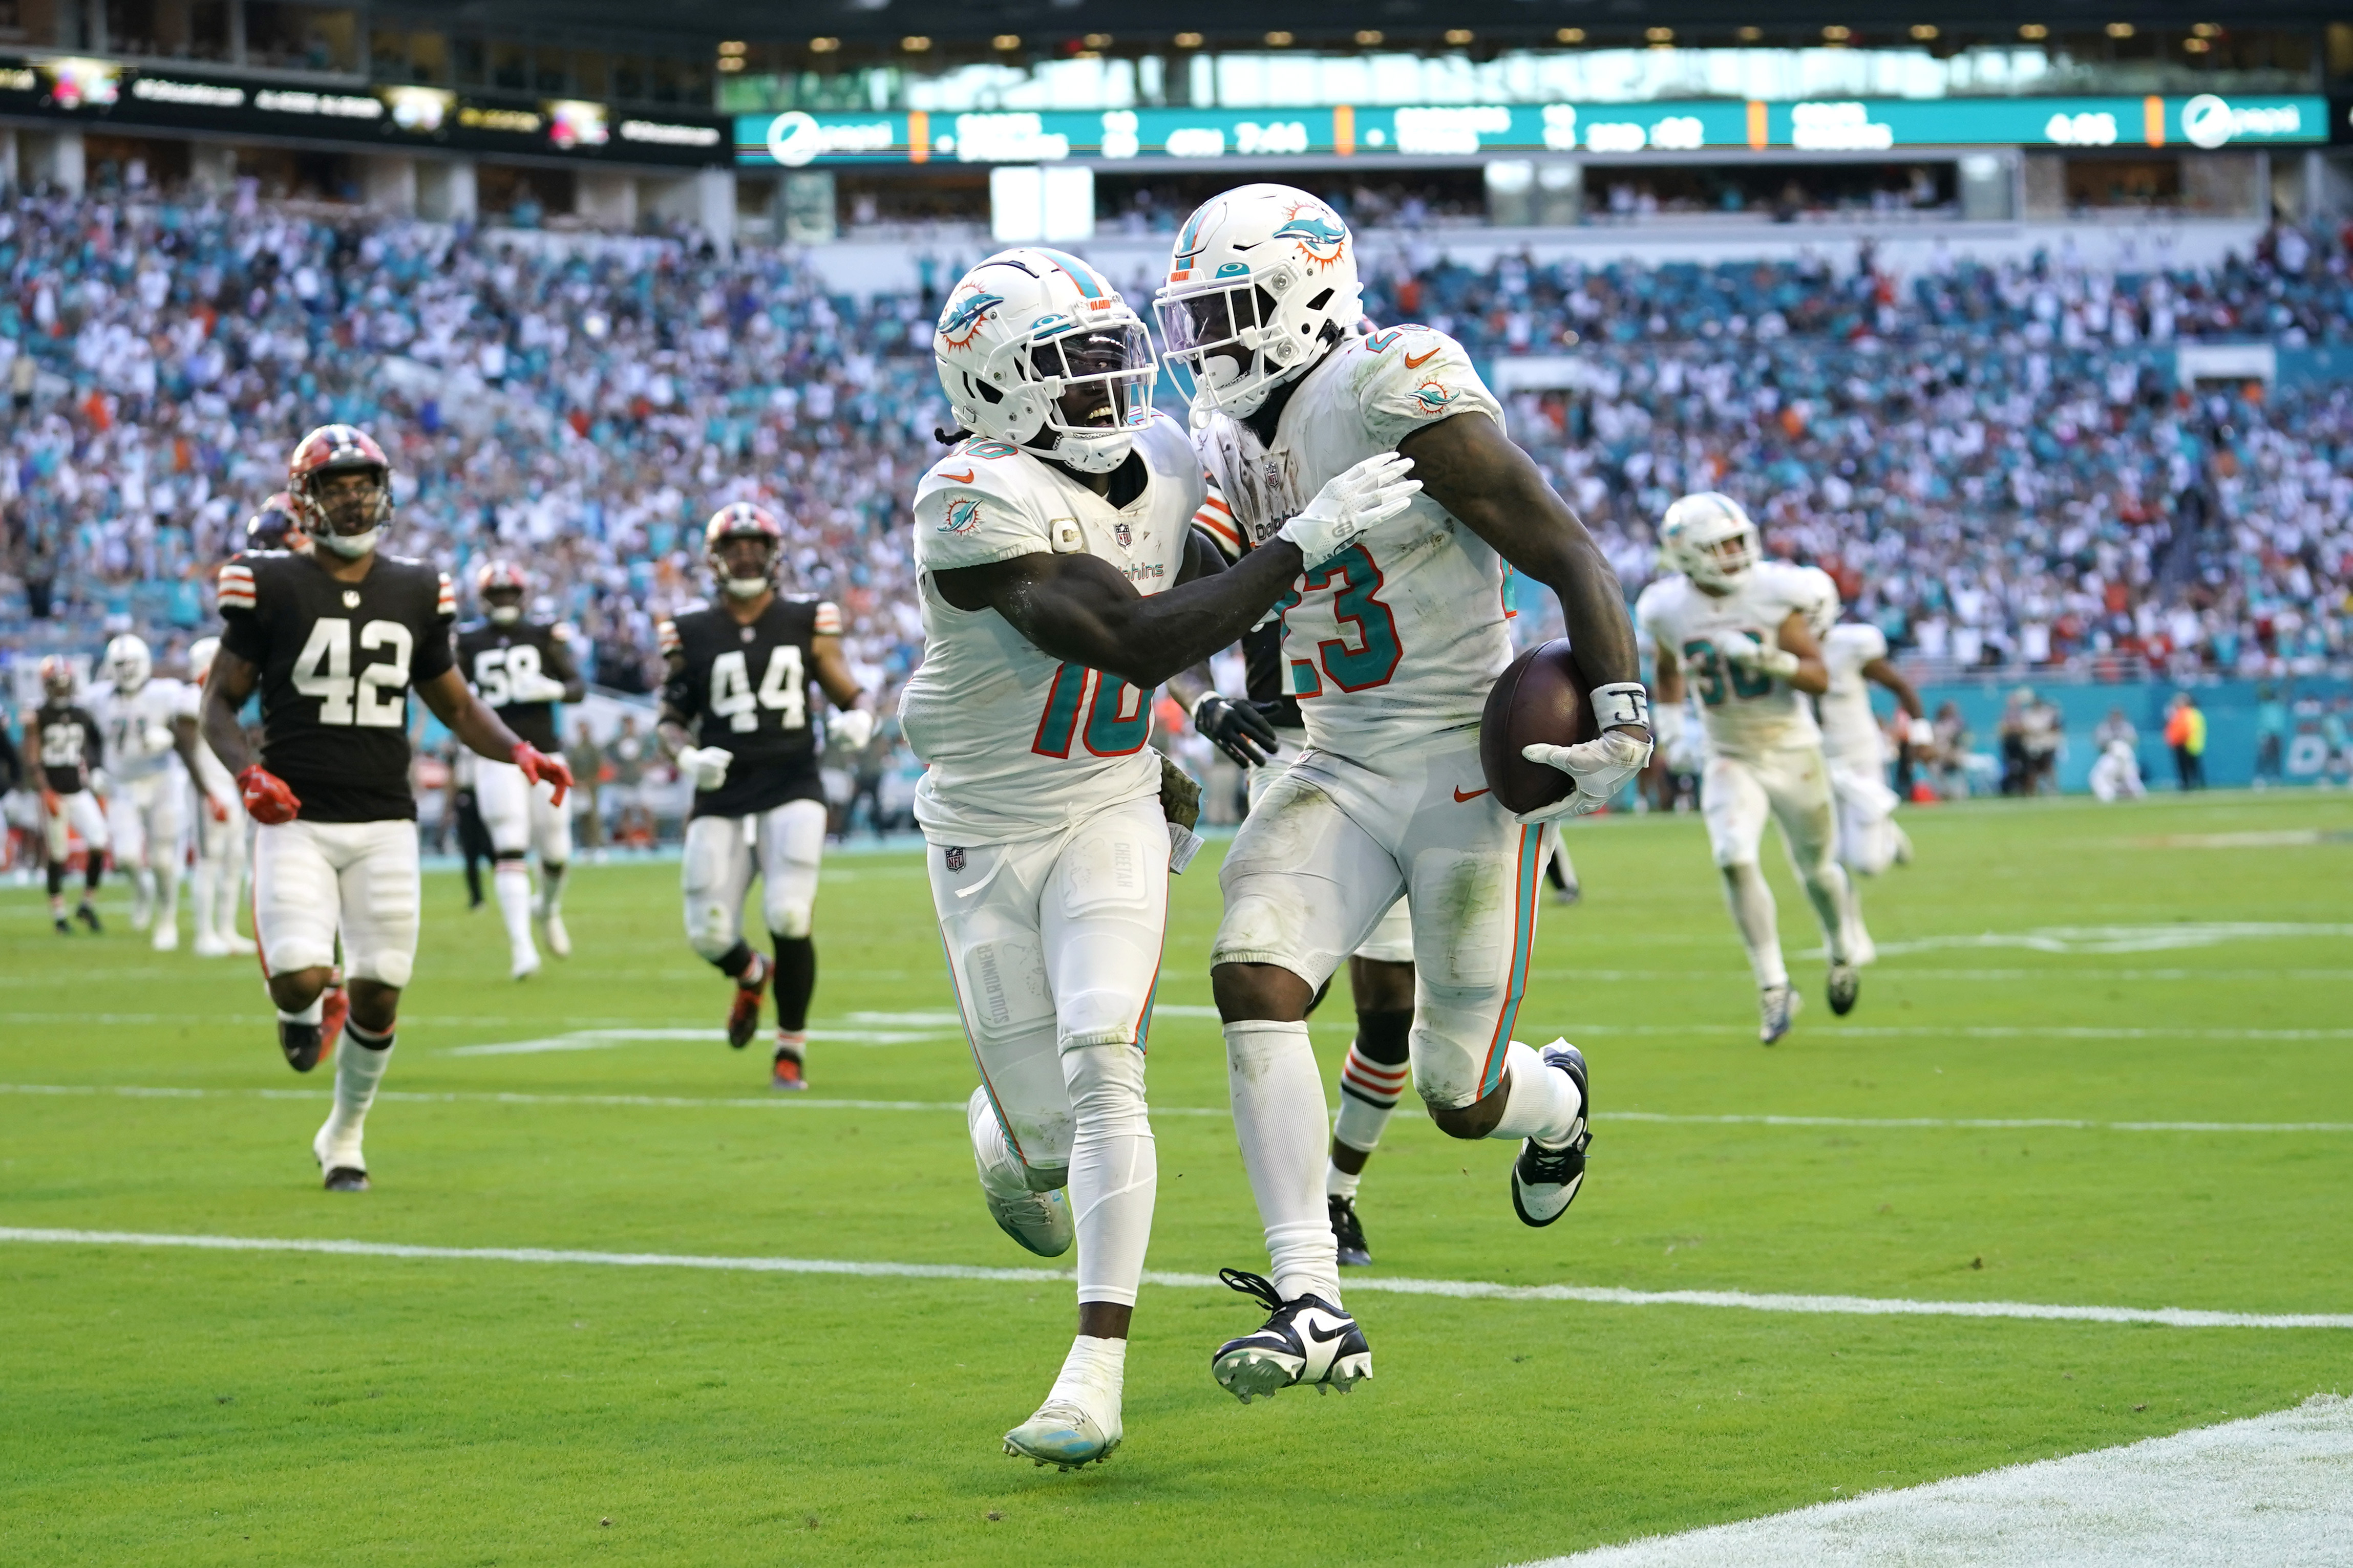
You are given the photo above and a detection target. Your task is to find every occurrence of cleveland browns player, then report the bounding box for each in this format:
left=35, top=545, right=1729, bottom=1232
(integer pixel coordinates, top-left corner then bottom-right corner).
left=456, top=561, right=586, bottom=977
left=23, top=655, right=109, bottom=934
left=658, top=503, right=870, bottom=1090
left=203, top=424, right=572, bottom=1192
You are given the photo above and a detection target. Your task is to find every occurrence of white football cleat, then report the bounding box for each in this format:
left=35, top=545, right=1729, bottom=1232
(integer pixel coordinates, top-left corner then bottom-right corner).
left=1003, top=1395, right=1121, bottom=1470
left=129, top=901, right=153, bottom=932
left=1210, top=1269, right=1372, bottom=1403
left=1827, top=961, right=1860, bottom=1016
left=1759, top=984, right=1801, bottom=1045
left=224, top=931, right=258, bottom=957
left=510, top=946, right=541, bottom=981
left=192, top=931, right=230, bottom=958
left=312, top=1117, right=369, bottom=1193
left=541, top=911, right=571, bottom=959
left=967, top=1088, right=1072, bottom=1257
left=150, top=921, right=179, bottom=953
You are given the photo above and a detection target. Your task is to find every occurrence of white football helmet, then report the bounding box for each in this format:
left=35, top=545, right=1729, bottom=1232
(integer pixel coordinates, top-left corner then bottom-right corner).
left=934, top=248, right=1156, bottom=475
left=1154, top=184, right=1364, bottom=418
left=187, top=635, right=221, bottom=686
left=1660, top=492, right=1760, bottom=592
left=102, top=633, right=153, bottom=693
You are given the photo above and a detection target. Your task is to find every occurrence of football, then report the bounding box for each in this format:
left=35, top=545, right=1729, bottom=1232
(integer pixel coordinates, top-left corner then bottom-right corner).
left=1478, top=638, right=1598, bottom=814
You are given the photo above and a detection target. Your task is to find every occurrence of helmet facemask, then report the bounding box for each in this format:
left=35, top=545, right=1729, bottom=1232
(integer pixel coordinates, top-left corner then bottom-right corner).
left=1156, top=281, right=1309, bottom=418
left=713, top=534, right=778, bottom=599
left=1025, top=324, right=1156, bottom=474
left=302, top=466, right=391, bottom=559
left=486, top=588, right=525, bottom=626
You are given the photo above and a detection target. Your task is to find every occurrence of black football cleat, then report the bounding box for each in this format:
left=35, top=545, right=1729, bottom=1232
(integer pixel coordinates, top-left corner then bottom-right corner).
left=1329, top=1193, right=1372, bottom=1268
left=76, top=902, right=102, bottom=933
left=1827, top=961, right=1860, bottom=1016
left=54, top=916, right=71, bottom=935
left=322, top=1166, right=370, bottom=1193
left=1210, top=1268, right=1372, bottom=1403
left=727, top=955, right=770, bottom=1049
left=1510, top=1042, right=1593, bottom=1227
left=279, top=1020, right=325, bottom=1073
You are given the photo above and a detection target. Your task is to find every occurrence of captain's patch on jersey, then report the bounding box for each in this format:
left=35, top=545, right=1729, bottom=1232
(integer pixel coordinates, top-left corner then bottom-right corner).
left=941, top=498, right=985, bottom=535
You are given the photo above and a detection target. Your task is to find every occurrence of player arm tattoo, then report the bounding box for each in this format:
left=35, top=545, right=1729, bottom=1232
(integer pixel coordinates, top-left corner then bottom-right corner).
left=1772, top=611, right=1832, bottom=696
left=809, top=635, right=865, bottom=711
left=416, top=666, right=531, bottom=763
left=931, top=538, right=1306, bottom=691
left=201, top=649, right=264, bottom=777
left=1397, top=412, right=1644, bottom=725
left=1862, top=656, right=1925, bottom=719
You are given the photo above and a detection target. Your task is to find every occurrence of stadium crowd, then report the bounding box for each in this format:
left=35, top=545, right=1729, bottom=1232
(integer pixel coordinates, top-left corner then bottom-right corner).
left=2, top=187, right=2349, bottom=702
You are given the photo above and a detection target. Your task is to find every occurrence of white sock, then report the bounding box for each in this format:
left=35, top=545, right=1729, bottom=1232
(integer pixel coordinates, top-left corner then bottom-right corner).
left=493, top=862, right=535, bottom=954
left=1800, top=859, right=1857, bottom=964
left=322, top=1022, right=395, bottom=1159
left=217, top=865, right=244, bottom=939
left=1062, top=1043, right=1156, bottom=1309
left=540, top=864, right=566, bottom=916
left=1333, top=1041, right=1407, bottom=1156
left=277, top=996, right=324, bottom=1026
left=1045, top=1334, right=1126, bottom=1417
left=1721, top=863, right=1788, bottom=989
left=1224, top=1019, right=1340, bottom=1306
left=190, top=862, right=219, bottom=941
left=131, top=867, right=155, bottom=916
left=1485, top=1041, right=1585, bottom=1147
left=153, top=861, right=179, bottom=927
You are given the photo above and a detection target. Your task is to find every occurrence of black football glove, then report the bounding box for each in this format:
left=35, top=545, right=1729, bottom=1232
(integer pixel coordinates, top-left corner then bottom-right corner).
left=1192, top=693, right=1281, bottom=768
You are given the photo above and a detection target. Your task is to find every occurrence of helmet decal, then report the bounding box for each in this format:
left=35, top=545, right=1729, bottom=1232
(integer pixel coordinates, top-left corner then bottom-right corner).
left=1273, top=205, right=1349, bottom=270
left=938, top=289, right=1004, bottom=350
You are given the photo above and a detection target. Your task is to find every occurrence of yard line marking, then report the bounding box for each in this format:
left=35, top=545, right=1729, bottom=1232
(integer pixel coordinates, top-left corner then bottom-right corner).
left=2, top=1228, right=2347, bottom=1331
left=1805, top=922, right=2353, bottom=959
left=8, top=1084, right=2351, bottom=1133
left=443, top=1027, right=951, bottom=1056
left=1524, top=1394, right=2353, bottom=1567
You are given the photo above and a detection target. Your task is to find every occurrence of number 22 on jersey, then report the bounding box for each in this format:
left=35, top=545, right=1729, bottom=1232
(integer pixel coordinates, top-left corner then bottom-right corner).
left=709, top=645, right=806, bottom=733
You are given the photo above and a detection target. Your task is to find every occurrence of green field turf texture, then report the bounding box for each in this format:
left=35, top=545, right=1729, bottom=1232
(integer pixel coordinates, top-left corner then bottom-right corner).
left=2, top=790, right=2348, bottom=1566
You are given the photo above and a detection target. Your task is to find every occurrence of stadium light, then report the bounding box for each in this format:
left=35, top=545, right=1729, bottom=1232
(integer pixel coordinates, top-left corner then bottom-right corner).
left=1556, top=28, right=1585, bottom=45
left=808, top=36, right=839, bottom=53
left=1646, top=26, right=1676, bottom=46
left=1084, top=33, right=1113, bottom=49
left=2106, top=22, right=2136, bottom=39
left=2183, top=36, right=2210, bottom=52
left=1911, top=24, right=1940, bottom=41
left=1445, top=29, right=1475, bottom=46
left=1174, top=31, right=1203, bottom=48
left=2019, top=23, right=2049, bottom=39
left=1822, top=25, right=1852, bottom=42
left=1356, top=29, right=1385, bottom=46
left=2192, top=22, right=2220, bottom=35
left=992, top=34, right=1020, bottom=51
left=1264, top=30, right=1293, bottom=47
left=901, top=35, right=932, bottom=53
left=1737, top=26, right=1763, bottom=41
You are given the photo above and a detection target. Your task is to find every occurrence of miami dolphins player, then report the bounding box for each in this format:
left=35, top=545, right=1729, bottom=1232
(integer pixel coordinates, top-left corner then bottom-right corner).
left=1638, top=493, right=1867, bottom=1043
left=1157, top=185, right=1651, bottom=1403
left=906, top=246, right=1422, bottom=1468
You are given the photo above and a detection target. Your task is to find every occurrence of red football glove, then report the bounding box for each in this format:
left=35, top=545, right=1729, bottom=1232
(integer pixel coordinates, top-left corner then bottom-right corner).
left=237, top=765, right=301, bottom=825
left=40, top=788, right=61, bottom=818
left=206, top=793, right=232, bottom=824
left=513, top=742, right=573, bottom=807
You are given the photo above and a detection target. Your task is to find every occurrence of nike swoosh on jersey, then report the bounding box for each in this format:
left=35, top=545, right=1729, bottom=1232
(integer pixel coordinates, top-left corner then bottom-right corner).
left=1403, top=347, right=1440, bottom=369
left=941, top=469, right=976, bottom=483
left=1454, top=786, right=1490, bottom=802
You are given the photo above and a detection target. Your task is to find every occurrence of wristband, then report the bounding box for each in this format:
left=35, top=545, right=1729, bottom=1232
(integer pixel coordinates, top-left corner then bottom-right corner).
left=1591, top=682, right=1651, bottom=732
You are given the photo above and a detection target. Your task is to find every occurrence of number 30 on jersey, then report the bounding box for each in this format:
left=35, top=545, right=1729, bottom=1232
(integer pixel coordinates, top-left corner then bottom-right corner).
left=709, top=645, right=806, bottom=733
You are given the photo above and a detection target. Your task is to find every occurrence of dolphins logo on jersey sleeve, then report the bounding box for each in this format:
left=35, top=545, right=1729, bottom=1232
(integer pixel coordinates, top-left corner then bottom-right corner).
left=942, top=498, right=986, bottom=535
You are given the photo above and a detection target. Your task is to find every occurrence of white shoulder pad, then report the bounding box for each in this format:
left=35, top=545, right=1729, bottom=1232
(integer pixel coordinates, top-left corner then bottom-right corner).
left=1757, top=561, right=1835, bottom=631
left=1634, top=575, right=1683, bottom=640
left=1345, top=325, right=1505, bottom=451
left=1830, top=621, right=1889, bottom=664
left=913, top=439, right=1059, bottom=572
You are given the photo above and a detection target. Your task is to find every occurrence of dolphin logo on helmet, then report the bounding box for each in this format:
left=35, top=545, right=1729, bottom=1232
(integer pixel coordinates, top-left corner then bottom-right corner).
left=1273, top=209, right=1349, bottom=269
left=1154, top=185, right=1365, bottom=418
left=937, top=290, right=1005, bottom=351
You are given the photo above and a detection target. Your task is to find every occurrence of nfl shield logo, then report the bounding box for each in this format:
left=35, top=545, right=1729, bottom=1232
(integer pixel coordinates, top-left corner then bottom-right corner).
left=342, top=590, right=362, bottom=608
left=945, top=846, right=966, bottom=873
left=1114, top=522, right=1132, bottom=548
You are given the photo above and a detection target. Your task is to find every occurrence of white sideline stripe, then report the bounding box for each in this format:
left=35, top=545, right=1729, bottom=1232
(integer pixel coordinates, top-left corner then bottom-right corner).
left=444, top=1027, right=951, bottom=1056
left=1525, top=1394, right=2353, bottom=1568
left=6, top=1084, right=2350, bottom=1134
left=2, top=1228, right=2347, bottom=1331
left=1800, top=921, right=2353, bottom=959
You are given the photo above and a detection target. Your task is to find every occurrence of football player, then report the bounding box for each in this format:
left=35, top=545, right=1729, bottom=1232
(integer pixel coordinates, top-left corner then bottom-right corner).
left=908, top=246, right=1418, bottom=1468
left=181, top=634, right=254, bottom=957
left=24, top=656, right=109, bottom=934
left=88, top=633, right=207, bottom=950
left=203, top=424, right=570, bottom=1192
left=1158, top=185, right=1649, bottom=1401
left=1638, top=493, right=1868, bottom=1044
left=1819, top=613, right=1923, bottom=894
left=457, top=561, right=586, bottom=977
left=656, top=504, right=871, bottom=1090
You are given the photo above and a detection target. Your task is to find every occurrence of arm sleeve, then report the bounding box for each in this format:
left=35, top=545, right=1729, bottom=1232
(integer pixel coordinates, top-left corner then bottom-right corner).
left=1355, top=327, right=1506, bottom=452
left=409, top=573, right=457, bottom=682
left=216, top=559, right=268, bottom=664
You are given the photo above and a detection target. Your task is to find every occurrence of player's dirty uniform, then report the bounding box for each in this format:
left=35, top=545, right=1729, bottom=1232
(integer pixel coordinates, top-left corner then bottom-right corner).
left=216, top=549, right=455, bottom=987
left=1200, top=325, right=1534, bottom=1111
left=660, top=596, right=836, bottom=958
left=1817, top=621, right=1903, bottom=875
left=1636, top=561, right=1840, bottom=873
left=457, top=617, right=581, bottom=866
left=89, top=675, right=191, bottom=880
left=899, top=414, right=1202, bottom=1201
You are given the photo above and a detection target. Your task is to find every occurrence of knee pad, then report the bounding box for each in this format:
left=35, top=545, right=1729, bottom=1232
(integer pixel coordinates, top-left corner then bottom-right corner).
left=684, top=899, right=740, bottom=961
left=764, top=893, right=813, bottom=939
left=1061, top=1041, right=1149, bottom=1135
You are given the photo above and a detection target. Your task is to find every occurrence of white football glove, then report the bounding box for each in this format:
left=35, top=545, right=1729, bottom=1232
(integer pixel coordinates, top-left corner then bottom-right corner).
left=828, top=708, right=875, bottom=753
left=1652, top=703, right=1704, bottom=775
left=511, top=670, right=568, bottom=703
left=1715, top=629, right=1800, bottom=680
left=675, top=745, right=733, bottom=792
left=1516, top=729, right=1654, bottom=823
left=1276, top=452, right=1423, bottom=570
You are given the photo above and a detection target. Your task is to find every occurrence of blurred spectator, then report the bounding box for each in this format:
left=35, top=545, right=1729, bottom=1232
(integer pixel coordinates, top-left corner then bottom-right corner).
left=568, top=716, right=606, bottom=855
left=2253, top=683, right=2288, bottom=787
left=2164, top=692, right=2209, bottom=790
left=2090, top=707, right=2146, bottom=801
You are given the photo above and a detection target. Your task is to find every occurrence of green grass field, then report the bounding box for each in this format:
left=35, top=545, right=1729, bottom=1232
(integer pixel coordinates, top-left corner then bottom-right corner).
left=3, top=789, right=2349, bottom=1566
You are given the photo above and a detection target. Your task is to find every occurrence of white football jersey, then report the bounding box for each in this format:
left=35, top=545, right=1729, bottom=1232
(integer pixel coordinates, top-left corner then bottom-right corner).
left=900, top=413, right=1204, bottom=844
left=1637, top=562, right=1832, bottom=759
left=1195, top=325, right=1510, bottom=760
left=1817, top=622, right=1891, bottom=765
left=88, top=678, right=189, bottom=782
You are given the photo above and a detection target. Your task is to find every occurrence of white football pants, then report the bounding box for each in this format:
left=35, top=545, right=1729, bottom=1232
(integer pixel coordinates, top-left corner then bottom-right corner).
left=475, top=757, right=572, bottom=865
left=40, top=788, right=109, bottom=862
left=681, top=798, right=826, bottom=958
left=1702, top=744, right=1863, bottom=985
left=189, top=787, right=250, bottom=943
left=1826, top=754, right=1903, bottom=877
left=929, top=796, right=1165, bottom=1307
left=253, top=819, right=420, bottom=987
